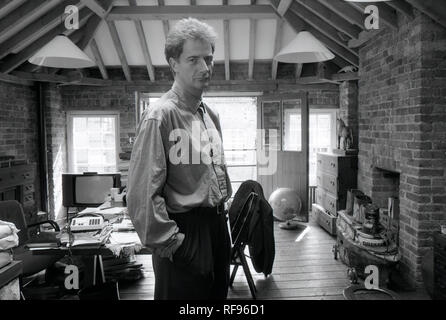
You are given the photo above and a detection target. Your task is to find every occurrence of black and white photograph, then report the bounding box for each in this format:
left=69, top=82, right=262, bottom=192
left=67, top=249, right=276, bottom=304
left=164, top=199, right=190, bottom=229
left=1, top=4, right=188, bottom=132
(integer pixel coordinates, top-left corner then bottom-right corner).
left=0, top=0, right=445, bottom=307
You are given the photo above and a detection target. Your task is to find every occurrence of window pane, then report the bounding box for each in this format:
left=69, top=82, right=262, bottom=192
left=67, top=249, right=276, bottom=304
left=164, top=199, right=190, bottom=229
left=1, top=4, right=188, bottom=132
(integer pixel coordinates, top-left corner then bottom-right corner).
left=283, top=99, right=302, bottom=151
left=74, top=132, right=88, bottom=147
left=309, top=111, right=335, bottom=186
left=75, top=150, right=88, bottom=164
left=225, top=150, right=256, bottom=166
left=87, top=117, right=101, bottom=130
left=103, top=133, right=115, bottom=148
left=70, top=115, right=117, bottom=173
left=262, top=101, right=281, bottom=150
left=74, top=118, right=87, bottom=131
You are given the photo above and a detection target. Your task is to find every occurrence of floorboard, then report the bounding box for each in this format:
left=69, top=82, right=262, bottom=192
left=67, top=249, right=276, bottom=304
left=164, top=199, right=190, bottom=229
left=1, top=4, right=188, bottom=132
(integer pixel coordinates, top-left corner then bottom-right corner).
left=117, top=211, right=430, bottom=300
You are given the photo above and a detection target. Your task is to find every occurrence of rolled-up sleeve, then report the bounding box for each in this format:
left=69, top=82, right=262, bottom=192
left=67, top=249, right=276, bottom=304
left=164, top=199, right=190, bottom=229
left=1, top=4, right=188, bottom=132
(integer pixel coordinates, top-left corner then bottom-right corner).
left=127, top=118, right=182, bottom=256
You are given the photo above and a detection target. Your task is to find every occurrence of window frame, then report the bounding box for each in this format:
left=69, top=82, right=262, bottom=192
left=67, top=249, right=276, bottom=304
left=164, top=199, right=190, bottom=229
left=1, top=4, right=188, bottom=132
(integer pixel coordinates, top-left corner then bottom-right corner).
left=66, top=111, right=121, bottom=173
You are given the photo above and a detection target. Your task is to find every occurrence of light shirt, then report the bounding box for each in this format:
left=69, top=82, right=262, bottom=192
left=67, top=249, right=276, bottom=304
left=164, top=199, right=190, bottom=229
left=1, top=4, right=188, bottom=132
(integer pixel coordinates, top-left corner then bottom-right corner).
left=127, top=81, right=232, bottom=259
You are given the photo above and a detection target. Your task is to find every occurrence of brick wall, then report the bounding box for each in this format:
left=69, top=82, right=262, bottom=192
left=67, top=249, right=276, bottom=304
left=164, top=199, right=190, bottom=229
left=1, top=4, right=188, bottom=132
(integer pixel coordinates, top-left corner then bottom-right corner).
left=357, top=10, right=446, bottom=287
left=0, top=81, right=41, bottom=211
left=0, top=82, right=39, bottom=162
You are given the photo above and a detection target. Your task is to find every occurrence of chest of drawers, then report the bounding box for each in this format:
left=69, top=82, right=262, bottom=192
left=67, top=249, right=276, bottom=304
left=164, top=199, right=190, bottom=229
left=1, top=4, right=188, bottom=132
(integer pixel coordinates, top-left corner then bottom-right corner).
left=315, top=152, right=357, bottom=235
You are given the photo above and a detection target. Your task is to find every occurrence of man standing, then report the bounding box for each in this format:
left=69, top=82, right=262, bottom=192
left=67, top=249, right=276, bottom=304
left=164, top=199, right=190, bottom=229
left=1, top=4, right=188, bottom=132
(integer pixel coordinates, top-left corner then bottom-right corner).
left=127, top=18, right=232, bottom=300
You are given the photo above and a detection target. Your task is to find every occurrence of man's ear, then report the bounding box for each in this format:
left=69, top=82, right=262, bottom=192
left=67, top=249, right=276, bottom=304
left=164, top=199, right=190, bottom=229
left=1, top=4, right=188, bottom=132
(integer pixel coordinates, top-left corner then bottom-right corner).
left=169, top=57, right=178, bottom=75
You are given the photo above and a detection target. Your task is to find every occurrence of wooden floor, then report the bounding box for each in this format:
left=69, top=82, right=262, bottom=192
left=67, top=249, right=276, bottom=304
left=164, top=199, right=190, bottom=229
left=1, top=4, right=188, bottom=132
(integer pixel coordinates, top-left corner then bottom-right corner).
left=117, top=211, right=431, bottom=300
left=118, top=211, right=351, bottom=300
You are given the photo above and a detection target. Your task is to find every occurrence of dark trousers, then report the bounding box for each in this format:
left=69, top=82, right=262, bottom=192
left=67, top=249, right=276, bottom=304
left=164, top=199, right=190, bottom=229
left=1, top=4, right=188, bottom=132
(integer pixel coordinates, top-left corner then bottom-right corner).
left=152, top=206, right=231, bottom=300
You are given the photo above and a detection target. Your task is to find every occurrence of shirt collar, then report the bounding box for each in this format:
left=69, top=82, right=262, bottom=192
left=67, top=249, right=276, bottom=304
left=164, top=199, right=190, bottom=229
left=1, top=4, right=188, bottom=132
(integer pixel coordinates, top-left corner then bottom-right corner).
left=171, top=81, right=203, bottom=114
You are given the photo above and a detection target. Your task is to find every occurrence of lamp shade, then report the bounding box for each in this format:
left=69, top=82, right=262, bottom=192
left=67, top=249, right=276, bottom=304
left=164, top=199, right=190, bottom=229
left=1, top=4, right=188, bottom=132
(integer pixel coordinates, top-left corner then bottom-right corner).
left=28, top=35, right=95, bottom=68
left=274, top=31, right=335, bottom=63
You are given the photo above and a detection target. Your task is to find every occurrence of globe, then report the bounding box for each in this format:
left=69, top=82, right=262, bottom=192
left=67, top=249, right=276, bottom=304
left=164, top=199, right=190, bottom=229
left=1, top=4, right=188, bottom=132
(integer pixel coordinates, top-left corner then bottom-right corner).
left=268, top=188, right=302, bottom=222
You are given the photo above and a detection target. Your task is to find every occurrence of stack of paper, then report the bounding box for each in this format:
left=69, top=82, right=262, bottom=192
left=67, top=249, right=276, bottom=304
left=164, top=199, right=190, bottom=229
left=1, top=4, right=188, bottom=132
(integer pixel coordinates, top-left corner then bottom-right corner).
left=59, top=225, right=114, bottom=247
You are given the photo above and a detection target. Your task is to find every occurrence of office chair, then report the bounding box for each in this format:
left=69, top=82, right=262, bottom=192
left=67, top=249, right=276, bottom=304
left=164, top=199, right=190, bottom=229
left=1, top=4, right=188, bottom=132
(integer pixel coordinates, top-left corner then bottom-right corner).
left=228, top=192, right=259, bottom=299
left=0, top=200, right=64, bottom=291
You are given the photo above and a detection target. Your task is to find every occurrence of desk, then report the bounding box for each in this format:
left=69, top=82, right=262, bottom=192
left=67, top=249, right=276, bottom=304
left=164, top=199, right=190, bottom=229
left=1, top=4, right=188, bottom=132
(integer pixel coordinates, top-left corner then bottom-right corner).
left=30, top=204, right=150, bottom=288
left=0, top=261, right=22, bottom=300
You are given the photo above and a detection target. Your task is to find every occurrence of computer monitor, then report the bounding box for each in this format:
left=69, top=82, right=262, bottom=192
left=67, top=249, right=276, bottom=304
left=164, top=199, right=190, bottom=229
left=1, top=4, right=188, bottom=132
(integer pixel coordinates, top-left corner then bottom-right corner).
left=62, top=172, right=121, bottom=207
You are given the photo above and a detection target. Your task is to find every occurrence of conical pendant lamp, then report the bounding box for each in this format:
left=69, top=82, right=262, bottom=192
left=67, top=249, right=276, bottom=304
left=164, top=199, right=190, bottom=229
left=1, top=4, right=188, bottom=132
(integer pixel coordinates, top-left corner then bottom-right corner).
left=274, top=31, right=335, bottom=63
left=28, top=35, right=95, bottom=68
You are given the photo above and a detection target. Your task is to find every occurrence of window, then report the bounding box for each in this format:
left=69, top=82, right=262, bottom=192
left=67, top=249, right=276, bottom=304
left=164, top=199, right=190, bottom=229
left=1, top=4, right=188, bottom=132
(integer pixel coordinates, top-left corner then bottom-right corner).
left=141, top=94, right=258, bottom=197
left=67, top=112, right=119, bottom=173
left=309, top=109, right=337, bottom=186
left=283, top=106, right=302, bottom=151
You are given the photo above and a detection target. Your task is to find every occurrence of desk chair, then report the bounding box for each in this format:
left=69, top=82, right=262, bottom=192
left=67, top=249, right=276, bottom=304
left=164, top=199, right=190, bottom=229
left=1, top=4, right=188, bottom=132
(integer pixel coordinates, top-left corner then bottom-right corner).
left=228, top=192, right=259, bottom=299
left=0, top=200, right=63, bottom=295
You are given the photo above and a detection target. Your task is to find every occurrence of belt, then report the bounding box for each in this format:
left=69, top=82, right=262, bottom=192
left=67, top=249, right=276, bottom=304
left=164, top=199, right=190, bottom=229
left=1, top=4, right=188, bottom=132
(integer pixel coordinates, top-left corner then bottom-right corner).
left=170, top=203, right=225, bottom=217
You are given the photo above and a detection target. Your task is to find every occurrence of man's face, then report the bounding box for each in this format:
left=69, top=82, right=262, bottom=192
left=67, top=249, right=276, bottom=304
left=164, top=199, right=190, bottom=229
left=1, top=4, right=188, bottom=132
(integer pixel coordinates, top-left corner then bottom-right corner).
left=170, top=38, right=214, bottom=95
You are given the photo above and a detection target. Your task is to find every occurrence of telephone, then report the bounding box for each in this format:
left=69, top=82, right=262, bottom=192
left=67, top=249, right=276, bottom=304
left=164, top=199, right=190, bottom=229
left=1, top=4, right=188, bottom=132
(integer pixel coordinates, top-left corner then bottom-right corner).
left=70, top=213, right=106, bottom=232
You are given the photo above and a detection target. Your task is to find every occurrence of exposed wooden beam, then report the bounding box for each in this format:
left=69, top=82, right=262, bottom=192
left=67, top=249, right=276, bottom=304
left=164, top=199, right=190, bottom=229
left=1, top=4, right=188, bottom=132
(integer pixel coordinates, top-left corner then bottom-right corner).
left=271, top=18, right=283, bottom=80
left=222, top=0, right=230, bottom=80
left=248, top=20, right=256, bottom=80
left=348, top=29, right=385, bottom=49
left=331, top=72, right=359, bottom=82
left=12, top=70, right=105, bottom=85
left=295, top=75, right=340, bottom=85
left=0, top=0, right=26, bottom=20
left=9, top=71, right=280, bottom=91
left=89, top=38, right=108, bottom=80
left=290, top=2, right=358, bottom=56
left=247, top=0, right=257, bottom=80
left=223, top=19, right=230, bottom=81
left=129, top=0, right=155, bottom=82
left=286, top=10, right=359, bottom=67
left=316, top=0, right=365, bottom=29
left=0, top=71, right=34, bottom=86
left=78, top=15, right=101, bottom=50
left=0, top=0, right=48, bottom=41
left=81, top=0, right=107, bottom=18
left=0, top=8, right=92, bottom=74
left=0, top=0, right=83, bottom=60
left=405, top=0, right=446, bottom=29
left=386, top=0, right=414, bottom=18
left=106, top=20, right=132, bottom=81
left=157, top=0, right=170, bottom=39
left=276, top=0, right=293, bottom=16
left=347, top=2, right=397, bottom=30
left=106, top=5, right=279, bottom=20
left=296, top=0, right=361, bottom=39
